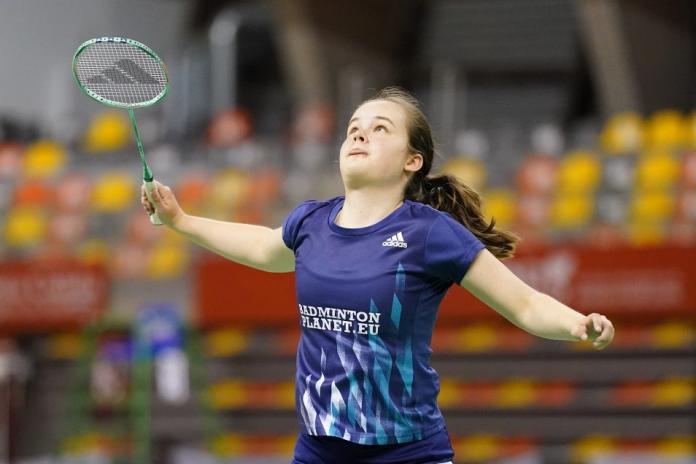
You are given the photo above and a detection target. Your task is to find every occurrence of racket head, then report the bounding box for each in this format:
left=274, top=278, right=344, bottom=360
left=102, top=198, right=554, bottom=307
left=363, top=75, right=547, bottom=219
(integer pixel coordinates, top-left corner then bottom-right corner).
left=72, top=37, right=169, bottom=109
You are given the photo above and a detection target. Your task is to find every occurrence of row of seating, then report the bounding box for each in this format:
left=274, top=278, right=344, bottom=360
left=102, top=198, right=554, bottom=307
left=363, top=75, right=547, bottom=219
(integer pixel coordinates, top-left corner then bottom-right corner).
left=56, top=430, right=696, bottom=463
left=202, top=377, right=695, bottom=410
left=39, top=321, right=696, bottom=360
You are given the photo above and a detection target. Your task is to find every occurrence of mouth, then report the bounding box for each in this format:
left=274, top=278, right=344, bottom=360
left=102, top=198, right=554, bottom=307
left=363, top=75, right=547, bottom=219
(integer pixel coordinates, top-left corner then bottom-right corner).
left=348, top=150, right=367, bottom=156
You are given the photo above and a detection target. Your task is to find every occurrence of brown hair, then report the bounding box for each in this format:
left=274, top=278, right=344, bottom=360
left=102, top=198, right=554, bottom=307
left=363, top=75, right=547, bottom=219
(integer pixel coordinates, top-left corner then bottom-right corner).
left=363, top=87, right=519, bottom=259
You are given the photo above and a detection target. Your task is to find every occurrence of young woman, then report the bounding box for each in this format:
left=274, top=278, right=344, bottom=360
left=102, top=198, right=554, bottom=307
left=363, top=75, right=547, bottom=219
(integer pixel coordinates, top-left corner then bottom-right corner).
left=142, top=87, right=615, bottom=464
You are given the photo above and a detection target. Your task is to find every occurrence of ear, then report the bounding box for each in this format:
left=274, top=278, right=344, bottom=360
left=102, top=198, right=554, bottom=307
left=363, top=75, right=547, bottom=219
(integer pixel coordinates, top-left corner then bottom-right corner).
left=404, top=153, right=423, bottom=173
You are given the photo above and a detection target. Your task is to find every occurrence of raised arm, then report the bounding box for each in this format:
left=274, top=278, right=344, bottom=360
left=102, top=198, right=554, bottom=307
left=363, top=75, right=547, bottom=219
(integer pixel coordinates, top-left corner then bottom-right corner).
left=142, top=181, right=295, bottom=273
left=460, top=249, right=614, bottom=349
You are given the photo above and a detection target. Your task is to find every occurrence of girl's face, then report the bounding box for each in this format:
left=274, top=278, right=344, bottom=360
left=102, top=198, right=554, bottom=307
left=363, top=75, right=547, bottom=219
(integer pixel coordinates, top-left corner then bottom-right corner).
left=339, top=99, right=423, bottom=189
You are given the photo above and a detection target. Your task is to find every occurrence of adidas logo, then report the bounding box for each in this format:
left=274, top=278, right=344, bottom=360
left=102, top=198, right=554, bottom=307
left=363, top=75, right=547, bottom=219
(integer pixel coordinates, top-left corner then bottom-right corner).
left=85, top=59, right=160, bottom=85
left=382, top=232, right=408, bottom=248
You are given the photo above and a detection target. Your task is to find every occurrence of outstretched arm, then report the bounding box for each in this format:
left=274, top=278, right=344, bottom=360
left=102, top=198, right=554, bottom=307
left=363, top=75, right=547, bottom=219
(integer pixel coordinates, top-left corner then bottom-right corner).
left=142, top=181, right=295, bottom=273
left=460, top=249, right=615, bottom=349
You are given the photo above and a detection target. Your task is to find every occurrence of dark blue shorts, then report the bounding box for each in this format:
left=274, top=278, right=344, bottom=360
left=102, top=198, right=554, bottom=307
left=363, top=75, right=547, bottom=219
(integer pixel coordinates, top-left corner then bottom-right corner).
left=292, top=426, right=455, bottom=464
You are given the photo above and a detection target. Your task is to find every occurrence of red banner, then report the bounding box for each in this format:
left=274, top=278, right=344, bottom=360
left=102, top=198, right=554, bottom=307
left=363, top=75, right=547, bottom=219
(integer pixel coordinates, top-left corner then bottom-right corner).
left=0, top=261, right=108, bottom=332
left=195, top=245, right=696, bottom=328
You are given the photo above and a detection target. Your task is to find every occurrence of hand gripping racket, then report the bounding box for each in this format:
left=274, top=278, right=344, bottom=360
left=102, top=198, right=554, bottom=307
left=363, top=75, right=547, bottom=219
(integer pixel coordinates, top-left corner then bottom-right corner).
left=73, top=37, right=169, bottom=225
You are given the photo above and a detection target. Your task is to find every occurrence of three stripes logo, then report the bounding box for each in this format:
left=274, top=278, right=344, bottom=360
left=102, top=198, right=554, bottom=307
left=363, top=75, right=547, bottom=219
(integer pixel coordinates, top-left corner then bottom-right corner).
left=382, top=231, right=408, bottom=248
left=86, top=59, right=160, bottom=85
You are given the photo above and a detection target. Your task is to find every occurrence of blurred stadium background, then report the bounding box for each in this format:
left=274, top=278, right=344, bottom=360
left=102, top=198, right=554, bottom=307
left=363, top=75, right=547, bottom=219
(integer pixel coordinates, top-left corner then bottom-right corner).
left=0, top=0, right=695, bottom=463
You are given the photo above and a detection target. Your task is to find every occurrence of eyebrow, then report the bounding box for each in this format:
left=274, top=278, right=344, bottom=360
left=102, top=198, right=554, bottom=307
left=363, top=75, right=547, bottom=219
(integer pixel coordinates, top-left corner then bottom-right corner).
left=348, top=116, right=395, bottom=127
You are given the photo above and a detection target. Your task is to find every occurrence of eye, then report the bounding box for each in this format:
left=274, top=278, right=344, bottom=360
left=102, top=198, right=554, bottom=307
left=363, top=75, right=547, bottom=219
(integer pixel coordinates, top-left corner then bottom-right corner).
left=375, top=125, right=387, bottom=132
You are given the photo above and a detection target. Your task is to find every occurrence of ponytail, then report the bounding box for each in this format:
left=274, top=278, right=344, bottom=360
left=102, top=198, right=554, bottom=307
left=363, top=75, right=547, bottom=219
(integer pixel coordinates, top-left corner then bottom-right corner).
left=405, top=172, right=518, bottom=259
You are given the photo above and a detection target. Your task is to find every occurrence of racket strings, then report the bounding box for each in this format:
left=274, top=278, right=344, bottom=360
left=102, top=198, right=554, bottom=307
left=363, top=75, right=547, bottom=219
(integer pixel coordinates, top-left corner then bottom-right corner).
left=75, top=42, right=166, bottom=105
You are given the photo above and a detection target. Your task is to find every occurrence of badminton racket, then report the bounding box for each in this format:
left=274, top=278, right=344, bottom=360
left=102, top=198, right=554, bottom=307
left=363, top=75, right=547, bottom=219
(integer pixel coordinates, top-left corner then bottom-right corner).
left=73, top=36, right=169, bottom=225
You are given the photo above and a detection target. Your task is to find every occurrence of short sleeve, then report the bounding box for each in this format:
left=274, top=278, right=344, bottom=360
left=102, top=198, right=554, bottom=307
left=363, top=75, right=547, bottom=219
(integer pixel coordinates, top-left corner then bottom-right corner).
left=424, top=213, right=486, bottom=284
left=282, top=199, right=323, bottom=251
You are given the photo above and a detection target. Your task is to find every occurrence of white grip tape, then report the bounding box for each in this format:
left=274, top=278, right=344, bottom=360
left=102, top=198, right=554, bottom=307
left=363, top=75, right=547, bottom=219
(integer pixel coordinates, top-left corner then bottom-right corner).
left=144, top=180, right=163, bottom=225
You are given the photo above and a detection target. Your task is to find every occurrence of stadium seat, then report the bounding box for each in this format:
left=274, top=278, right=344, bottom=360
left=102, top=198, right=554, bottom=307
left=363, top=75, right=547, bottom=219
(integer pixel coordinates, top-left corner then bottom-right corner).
left=175, top=173, right=211, bottom=213
left=550, top=193, right=594, bottom=230
left=596, top=192, right=629, bottom=225
left=3, top=207, right=47, bottom=248
left=644, top=110, right=689, bottom=151
left=681, top=151, right=696, bottom=188
left=145, top=242, right=188, bottom=279
left=204, top=329, right=249, bottom=357
left=110, top=242, right=148, bottom=279
left=47, top=213, right=88, bottom=246
left=515, top=154, right=558, bottom=195
left=206, top=109, right=253, bottom=149
left=630, top=189, right=676, bottom=223
left=13, top=180, right=54, bottom=208
left=0, top=143, right=22, bottom=179
left=556, top=150, right=601, bottom=194
left=635, top=151, right=680, bottom=190
left=482, top=189, right=517, bottom=229
left=600, top=112, right=643, bottom=155
left=90, top=172, right=136, bottom=213
left=441, top=156, right=488, bottom=192
left=22, top=140, right=67, bottom=179
left=55, top=173, right=92, bottom=213
left=206, top=168, right=252, bottom=219
left=83, top=111, right=130, bottom=153
left=601, top=156, right=635, bottom=192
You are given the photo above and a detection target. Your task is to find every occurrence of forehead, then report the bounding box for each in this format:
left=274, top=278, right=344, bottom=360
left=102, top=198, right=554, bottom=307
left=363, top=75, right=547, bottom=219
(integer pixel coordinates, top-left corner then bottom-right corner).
left=350, top=100, right=407, bottom=126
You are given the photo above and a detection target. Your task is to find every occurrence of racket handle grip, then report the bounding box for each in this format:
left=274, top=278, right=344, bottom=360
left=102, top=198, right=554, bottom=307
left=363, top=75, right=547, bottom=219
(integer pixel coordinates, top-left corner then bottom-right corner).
left=144, top=180, right=163, bottom=226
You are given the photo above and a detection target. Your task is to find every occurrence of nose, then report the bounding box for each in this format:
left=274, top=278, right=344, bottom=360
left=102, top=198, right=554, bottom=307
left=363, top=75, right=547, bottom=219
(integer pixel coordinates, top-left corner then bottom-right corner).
left=353, top=130, right=366, bottom=143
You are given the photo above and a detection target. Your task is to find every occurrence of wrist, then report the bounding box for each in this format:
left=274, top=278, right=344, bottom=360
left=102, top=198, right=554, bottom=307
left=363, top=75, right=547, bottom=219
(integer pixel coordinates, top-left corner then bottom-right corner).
left=171, top=212, right=190, bottom=232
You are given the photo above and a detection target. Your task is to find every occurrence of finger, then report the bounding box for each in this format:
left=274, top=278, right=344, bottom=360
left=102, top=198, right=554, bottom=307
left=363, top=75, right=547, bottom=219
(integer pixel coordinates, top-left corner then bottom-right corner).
left=572, top=325, right=588, bottom=341
left=592, top=314, right=602, bottom=333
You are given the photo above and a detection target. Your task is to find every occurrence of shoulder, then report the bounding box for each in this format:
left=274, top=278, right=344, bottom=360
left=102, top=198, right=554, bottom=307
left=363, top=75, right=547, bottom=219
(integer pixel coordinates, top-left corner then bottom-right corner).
left=403, top=199, right=460, bottom=227
left=288, top=196, right=340, bottom=218
left=281, top=196, right=342, bottom=250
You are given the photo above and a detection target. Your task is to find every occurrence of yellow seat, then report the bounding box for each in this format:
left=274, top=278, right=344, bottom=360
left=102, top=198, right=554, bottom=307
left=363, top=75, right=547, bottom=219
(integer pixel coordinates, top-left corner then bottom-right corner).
left=644, top=109, right=688, bottom=151
left=205, top=168, right=252, bottom=219
left=90, top=172, right=136, bottom=212
left=557, top=150, right=601, bottom=194
left=22, top=140, right=67, bottom=179
left=551, top=193, right=594, bottom=230
left=204, top=329, right=249, bottom=357
left=626, top=220, right=668, bottom=246
left=600, top=112, right=643, bottom=155
left=631, top=189, right=675, bottom=223
left=635, top=151, right=680, bottom=190
left=4, top=207, right=47, bottom=248
left=482, top=189, right=516, bottom=229
left=453, top=435, right=500, bottom=462
left=495, top=378, right=538, bottom=408
left=83, top=111, right=130, bottom=153
left=146, top=242, right=188, bottom=279
left=571, top=435, right=616, bottom=462
left=440, top=157, right=487, bottom=191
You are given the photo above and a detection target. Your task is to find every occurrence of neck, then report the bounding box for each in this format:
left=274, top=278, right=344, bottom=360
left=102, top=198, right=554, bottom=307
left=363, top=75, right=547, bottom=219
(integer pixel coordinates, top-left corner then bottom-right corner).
left=336, top=186, right=405, bottom=228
